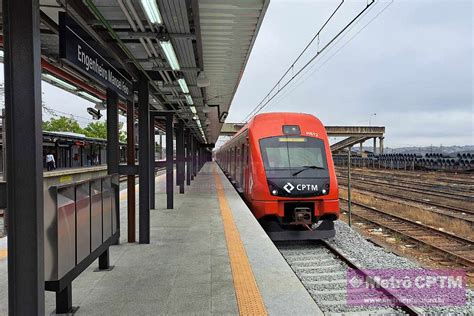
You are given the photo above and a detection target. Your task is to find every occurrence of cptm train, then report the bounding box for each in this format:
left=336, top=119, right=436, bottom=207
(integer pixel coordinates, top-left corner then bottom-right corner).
left=215, top=113, right=339, bottom=241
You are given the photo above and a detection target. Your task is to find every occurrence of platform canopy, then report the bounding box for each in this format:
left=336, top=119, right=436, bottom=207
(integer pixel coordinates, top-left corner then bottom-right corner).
left=0, top=0, right=269, bottom=145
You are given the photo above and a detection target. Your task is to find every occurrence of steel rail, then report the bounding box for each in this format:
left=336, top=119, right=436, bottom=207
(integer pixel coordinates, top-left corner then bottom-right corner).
left=339, top=184, right=474, bottom=223
left=337, top=170, right=474, bottom=195
left=339, top=198, right=474, bottom=268
left=320, top=241, right=423, bottom=316
left=336, top=167, right=474, bottom=185
left=338, top=181, right=474, bottom=217
left=337, top=173, right=473, bottom=201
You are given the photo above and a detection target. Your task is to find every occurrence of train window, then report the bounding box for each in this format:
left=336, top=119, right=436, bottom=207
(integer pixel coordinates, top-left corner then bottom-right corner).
left=259, top=136, right=327, bottom=170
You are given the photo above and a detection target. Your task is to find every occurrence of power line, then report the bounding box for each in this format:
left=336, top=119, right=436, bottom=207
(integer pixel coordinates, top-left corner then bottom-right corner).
left=243, top=0, right=345, bottom=121
left=264, top=0, right=392, bottom=112
left=243, top=0, right=376, bottom=122
left=42, top=105, right=98, bottom=123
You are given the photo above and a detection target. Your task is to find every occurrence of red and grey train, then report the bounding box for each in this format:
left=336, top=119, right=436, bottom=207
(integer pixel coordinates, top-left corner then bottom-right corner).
left=215, top=112, right=339, bottom=240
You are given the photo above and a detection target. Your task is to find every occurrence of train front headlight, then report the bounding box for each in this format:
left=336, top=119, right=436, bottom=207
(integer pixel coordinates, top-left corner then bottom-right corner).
left=271, top=189, right=279, bottom=195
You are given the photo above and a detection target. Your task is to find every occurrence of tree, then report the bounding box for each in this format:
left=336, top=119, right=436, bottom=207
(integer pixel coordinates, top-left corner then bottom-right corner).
left=83, top=121, right=127, bottom=143
left=83, top=121, right=107, bottom=139
left=42, top=116, right=83, bottom=133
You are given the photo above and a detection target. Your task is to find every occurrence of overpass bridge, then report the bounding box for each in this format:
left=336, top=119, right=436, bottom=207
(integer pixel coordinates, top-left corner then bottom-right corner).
left=220, top=123, right=386, bottom=154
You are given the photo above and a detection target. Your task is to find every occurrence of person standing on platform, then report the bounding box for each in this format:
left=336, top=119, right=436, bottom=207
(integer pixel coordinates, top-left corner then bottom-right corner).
left=46, top=153, right=56, bottom=171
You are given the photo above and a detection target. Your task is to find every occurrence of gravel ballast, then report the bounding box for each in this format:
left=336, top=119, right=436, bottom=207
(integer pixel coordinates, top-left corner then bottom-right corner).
left=325, top=220, right=474, bottom=315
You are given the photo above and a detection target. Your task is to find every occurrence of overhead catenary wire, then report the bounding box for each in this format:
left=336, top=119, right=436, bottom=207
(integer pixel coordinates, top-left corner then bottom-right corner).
left=243, top=0, right=376, bottom=122
left=264, top=0, right=392, bottom=112
left=243, top=0, right=345, bottom=121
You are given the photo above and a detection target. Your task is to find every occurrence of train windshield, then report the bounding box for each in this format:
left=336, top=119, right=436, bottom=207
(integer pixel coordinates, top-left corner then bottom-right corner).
left=259, top=136, right=328, bottom=172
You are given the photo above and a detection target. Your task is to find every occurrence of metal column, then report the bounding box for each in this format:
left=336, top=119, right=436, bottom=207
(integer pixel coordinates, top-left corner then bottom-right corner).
left=373, top=137, right=377, bottom=155
left=126, top=100, right=136, bottom=242
left=193, top=138, right=198, bottom=177
left=379, top=137, right=384, bottom=154
left=165, top=114, right=174, bottom=209
left=4, top=0, right=45, bottom=313
left=176, top=121, right=185, bottom=194
left=190, top=135, right=194, bottom=180
left=359, top=142, right=363, bottom=155
left=186, top=131, right=191, bottom=185
left=106, top=89, right=119, bottom=250
left=149, top=115, right=155, bottom=209
left=138, top=76, right=150, bottom=244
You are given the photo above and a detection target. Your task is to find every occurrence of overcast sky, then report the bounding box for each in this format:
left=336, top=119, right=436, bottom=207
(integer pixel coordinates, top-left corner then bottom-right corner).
left=0, top=0, right=472, bottom=148
left=227, top=0, right=473, bottom=147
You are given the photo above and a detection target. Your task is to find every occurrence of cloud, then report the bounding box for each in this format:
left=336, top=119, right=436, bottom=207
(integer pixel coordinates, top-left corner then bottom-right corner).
left=228, top=0, right=473, bottom=147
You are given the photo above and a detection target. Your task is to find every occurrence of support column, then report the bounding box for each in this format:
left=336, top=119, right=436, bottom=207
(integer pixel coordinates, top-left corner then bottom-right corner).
left=193, top=138, right=198, bottom=177
left=149, top=115, right=155, bottom=209
left=165, top=113, right=174, bottom=209
left=4, top=0, right=45, bottom=313
left=138, top=76, right=150, bottom=244
left=106, top=89, right=119, bottom=174
left=126, top=100, right=135, bottom=243
left=186, top=131, right=192, bottom=185
left=359, top=142, right=363, bottom=155
left=380, top=137, right=384, bottom=154
left=373, top=137, right=377, bottom=155
left=176, top=121, right=185, bottom=194
left=106, top=89, right=119, bottom=246
left=189, top=135, right=194, bottom=181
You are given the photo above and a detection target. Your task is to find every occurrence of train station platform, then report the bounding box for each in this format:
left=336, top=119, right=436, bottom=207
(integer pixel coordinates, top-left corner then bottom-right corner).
left=0, top=162, right=321, bottom=315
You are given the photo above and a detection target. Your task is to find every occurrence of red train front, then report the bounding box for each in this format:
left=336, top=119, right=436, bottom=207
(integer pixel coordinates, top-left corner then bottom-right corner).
left=216, top=112, right=339, bottom=241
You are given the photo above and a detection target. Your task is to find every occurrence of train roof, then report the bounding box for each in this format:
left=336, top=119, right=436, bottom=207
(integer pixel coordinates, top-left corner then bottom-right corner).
left=218, top=112, right=325, bottom=150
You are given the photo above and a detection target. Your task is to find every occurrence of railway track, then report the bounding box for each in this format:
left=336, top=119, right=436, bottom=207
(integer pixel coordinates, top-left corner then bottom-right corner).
left=339, top=184, right=474, bottom=223
left=339, top=198, right=474, bottom=269
left=337, top=178, right=474, bottom=217
left=276, top=241, right=422, bottom=315
left=337, top=167, right=474, bottom=186
left=337, top=173, right=473, bottom=201
left=356, top=172, right=474, bottom=193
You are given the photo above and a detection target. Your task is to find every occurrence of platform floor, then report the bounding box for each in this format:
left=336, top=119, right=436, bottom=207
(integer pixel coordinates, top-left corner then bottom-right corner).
left=0, top=162, right=321, bottom=315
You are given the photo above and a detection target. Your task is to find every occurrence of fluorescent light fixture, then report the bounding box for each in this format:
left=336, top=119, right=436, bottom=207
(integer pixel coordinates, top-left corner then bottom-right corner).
left=192, top=115, right=198, bottom=120
left=177, top=78, right=189, bottom=94
left=159, top=40, right=180, bottom=71
left=140, top=0, right=162, bottom=24
left=190, top=105, right=197, bottom=114
left=196, top=120, right=202, bottom=128
left=78, top=91, right=102, bottom=103
left=185, top=94, right=194, bottom=105
left=42, top=73, right=77, bottom=91
left=0, top=50, right=4, bottom=58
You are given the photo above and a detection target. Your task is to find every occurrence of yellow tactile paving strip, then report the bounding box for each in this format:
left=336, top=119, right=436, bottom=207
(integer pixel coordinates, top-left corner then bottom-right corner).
left=213, top=166, right=268, bottom=316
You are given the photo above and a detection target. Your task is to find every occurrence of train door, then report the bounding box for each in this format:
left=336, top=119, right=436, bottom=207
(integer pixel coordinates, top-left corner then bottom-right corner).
left=233, top=147, right=237, bottom=180
left=229, top=148, right=233, bottom=176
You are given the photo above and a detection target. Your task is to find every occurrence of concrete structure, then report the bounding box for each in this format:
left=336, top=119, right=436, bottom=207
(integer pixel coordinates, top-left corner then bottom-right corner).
left=0, top=0, right=270, bottom=314
left=0, top=163, right=322, bottom=315
left=221, top=123, right=386, bottom=154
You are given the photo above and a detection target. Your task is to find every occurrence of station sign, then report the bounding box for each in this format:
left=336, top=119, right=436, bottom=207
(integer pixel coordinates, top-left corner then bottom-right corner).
left=59, top=13, right=132, bottom=99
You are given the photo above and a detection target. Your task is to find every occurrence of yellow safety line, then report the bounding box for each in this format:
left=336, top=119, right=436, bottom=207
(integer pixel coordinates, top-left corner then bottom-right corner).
left=213, top=166, right=267, bottom=316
